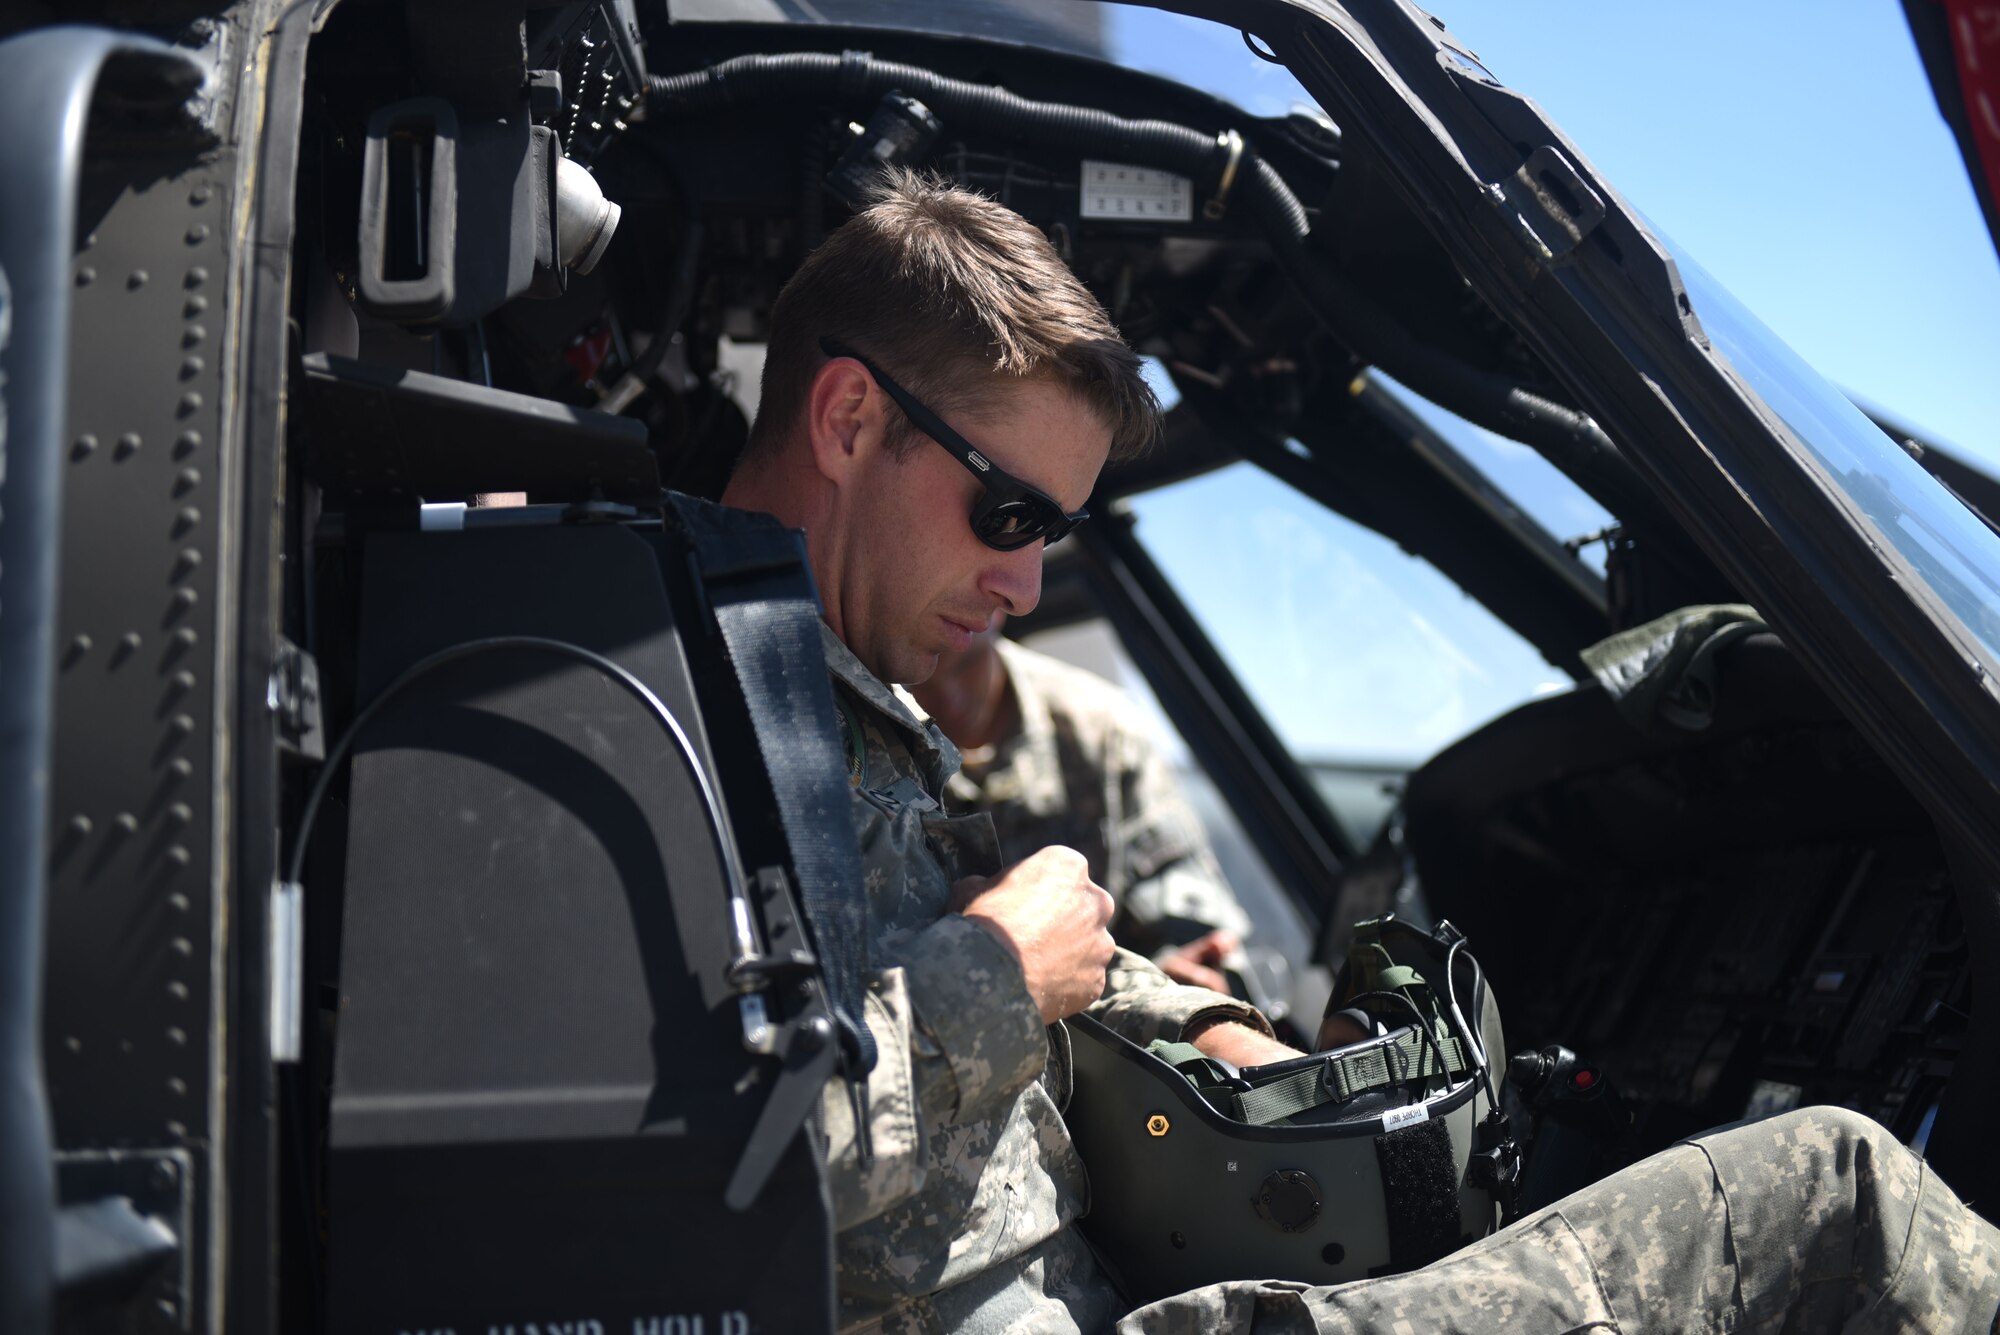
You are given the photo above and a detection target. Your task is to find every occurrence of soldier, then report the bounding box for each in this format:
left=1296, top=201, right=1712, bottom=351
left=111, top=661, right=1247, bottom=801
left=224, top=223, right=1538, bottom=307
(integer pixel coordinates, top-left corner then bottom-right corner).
left=911, top=617, right=1252, bottom=993
left=717, top=169, right=2000, bottom=1334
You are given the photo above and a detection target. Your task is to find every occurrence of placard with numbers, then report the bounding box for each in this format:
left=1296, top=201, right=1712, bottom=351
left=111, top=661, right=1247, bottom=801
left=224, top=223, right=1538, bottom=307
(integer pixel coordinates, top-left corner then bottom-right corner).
left=1080, top=160, right=1195, bottom=221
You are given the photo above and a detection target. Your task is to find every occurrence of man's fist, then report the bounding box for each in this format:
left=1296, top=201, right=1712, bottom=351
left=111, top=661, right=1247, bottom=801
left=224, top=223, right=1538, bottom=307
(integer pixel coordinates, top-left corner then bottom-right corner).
left=953, top=846, right=1117, bottom=1025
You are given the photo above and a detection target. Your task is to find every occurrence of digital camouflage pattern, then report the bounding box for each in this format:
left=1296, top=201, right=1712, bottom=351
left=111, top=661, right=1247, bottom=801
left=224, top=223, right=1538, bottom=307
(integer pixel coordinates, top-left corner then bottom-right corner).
left=814, top=625, right=2000, bottom=1334
left=943, top=640, right=1251, bottom=956
left=815, top=626, right=1269, bottom=1335
left=1117, top=1107, right=2000, bottom=1334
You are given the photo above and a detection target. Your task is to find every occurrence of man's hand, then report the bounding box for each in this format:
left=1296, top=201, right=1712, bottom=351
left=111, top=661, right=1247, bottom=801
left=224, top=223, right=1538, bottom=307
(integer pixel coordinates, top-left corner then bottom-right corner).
left=1157, top=929, right=1238, bottom=994
left=1183, top=1014, right=1303, bottom=1068
left=953, top=846, right=1116, bottom=1025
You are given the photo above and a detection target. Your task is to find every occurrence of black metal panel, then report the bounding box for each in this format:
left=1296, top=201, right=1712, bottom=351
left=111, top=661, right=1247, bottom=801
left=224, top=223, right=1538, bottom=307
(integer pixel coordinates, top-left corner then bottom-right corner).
left=300, top=352, right=659, bottom=504
left=41, top=60, right=237, bottom=1335
left=325, top=524, right=831, bottom=1334
left=0, top=27, right=207, bottom=1335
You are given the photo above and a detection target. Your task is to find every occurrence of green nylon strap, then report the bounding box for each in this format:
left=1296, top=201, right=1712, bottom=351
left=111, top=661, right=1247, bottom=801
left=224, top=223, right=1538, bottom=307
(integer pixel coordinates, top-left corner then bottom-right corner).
left=1224, top=1031, right=1468, bottom=1125
left=1376, top=964, right=1423, bottom=993
left=1152, top=1032, right=1469, bottom=1126
left=1230, top=1066, right=1328, bottom=1125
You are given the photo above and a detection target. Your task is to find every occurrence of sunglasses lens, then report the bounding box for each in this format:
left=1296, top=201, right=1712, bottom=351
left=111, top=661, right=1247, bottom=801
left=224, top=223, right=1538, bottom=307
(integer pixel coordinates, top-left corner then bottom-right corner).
left=972, top=497, right=1060, bottom=550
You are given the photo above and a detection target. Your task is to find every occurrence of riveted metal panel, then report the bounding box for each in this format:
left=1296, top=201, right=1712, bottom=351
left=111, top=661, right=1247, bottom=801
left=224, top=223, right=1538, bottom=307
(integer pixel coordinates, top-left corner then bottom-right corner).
left=44, top=130, right=234, bottom=1333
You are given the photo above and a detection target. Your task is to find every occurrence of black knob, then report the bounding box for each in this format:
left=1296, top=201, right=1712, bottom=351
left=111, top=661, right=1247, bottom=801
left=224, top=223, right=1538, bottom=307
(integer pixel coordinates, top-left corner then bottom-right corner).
left=1253, top=1169, right=1323, bottom=1233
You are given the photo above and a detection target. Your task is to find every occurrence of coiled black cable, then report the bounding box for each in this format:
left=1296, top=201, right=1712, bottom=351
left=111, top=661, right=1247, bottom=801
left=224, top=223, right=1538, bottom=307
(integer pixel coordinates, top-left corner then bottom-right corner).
left=285, top=636, right=741, bottom=897
left=645, top=52, right=1645, bottom=517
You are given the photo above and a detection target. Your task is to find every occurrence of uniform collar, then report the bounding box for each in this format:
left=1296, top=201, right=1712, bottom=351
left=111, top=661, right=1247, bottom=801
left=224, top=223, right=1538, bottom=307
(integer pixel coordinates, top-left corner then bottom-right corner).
left=819, top=621, right=962, bottom=786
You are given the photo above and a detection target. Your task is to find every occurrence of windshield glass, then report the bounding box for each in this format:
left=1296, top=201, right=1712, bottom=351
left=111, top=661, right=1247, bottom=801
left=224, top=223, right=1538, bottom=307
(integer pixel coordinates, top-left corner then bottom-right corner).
left=1671, top=242, right=2000, bottom=660
left=1125, top=461, right=1571, bottom=829
left=664, top=0, right=1117, bottom=60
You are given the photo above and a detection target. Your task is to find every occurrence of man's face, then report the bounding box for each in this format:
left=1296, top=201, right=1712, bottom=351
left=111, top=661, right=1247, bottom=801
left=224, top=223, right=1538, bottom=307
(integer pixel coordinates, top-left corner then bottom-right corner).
left=837, top=378, right=1109, bottom=686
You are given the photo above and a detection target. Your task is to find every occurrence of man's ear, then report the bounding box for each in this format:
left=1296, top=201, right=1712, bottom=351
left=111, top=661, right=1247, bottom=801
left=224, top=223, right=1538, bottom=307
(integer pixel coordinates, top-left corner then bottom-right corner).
left=804, top=356, right=881, bottom=486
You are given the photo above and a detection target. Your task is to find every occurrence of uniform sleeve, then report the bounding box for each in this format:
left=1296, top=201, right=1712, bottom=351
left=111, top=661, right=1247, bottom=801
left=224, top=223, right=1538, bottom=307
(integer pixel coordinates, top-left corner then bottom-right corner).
left=1085, top=946, right=1272, bottom=1050
left=818, top=919, right=1048, bottom=1231
left=1103, top=706, right=1254, bottom=956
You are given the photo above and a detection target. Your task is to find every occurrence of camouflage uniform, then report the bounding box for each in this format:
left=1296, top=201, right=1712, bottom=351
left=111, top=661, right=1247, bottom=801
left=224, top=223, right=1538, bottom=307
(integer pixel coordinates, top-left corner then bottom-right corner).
left=1118, top=1106, right=2000, bottom=1333
left=817, top=632, right=2000, bottom=1335
left=816, top=626, right=1272, bottom=1335
left=942, top=639, right=1250, bottom=956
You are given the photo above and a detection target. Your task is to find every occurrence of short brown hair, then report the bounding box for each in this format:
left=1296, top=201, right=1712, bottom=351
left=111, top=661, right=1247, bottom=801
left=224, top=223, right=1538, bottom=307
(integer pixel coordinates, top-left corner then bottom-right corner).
left=745, top=169, right=1157, bottom=466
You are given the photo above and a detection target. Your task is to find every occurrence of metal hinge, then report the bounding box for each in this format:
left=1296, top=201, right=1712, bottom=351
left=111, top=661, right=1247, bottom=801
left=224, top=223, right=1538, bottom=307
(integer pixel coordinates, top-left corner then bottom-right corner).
left=269, top=638, right=324, bottom=761
left=1488, top=144, right=1605, bottom=261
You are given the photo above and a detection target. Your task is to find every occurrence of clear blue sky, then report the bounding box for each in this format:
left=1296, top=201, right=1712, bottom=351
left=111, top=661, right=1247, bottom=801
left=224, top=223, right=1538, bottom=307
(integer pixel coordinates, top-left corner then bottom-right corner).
left=1096, top=3, right=2000, bottom=766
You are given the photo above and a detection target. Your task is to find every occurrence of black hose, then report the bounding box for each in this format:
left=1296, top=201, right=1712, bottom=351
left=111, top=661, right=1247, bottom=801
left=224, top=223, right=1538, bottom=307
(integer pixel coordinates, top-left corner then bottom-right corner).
left=647, top=53, right=1649, bottom=519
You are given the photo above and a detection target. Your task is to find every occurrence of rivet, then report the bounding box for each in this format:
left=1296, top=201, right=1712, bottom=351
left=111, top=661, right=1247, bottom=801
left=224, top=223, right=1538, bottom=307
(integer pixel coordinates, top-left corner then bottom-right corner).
left=68, top=814, right=93, bottom=837
left=166, top=1076, right=188, bottom=1097
left=71, top=433, right=97, bottom=459
left=184, top=295, right=207, bottom=317
left=167, top=757, right=194, bottom=781
left=175, top=468, right=201, bottom=494
left=184, top=266, right=208, bottom=288
left=118, top=631, right=143, bottom=657
left=115, top=432, right=141, bottom=459
left=170, top=938, right=192, bottom=957
left=172, top=589, right=198, bottom=613
left=169, top=714, right=196, bottom=737
left=167, top=1026, right=188, bottom=1045
left=164, top=845, right=192, bottom=869
left=172, top=628, right=198, bottom=651
left=127, top=269, right=149, bottom=289
left=185, top=223, right=209, bottom=245
left=166, top=1120, right=187, bottom=1137
left=170, top=670, right=196, bottom=693
left=175, top=430, right=201, bottom=457
left=114, top=812, right=139, bottom=835
left=64, top=1036, right=82, bottom=1053
left=67, top=633, right=92, bottom=657
left=168, top=891, right=191, bottom=912
left=177, top=391, right=202, bottom=417
left=75, top=266, right=95, bottom=287
left=180, top=356, right=204, bottom=379
left=182, top=325, right=205, bottom=347
left=177, top=548, right=202, bottom=571
left=167, top=802, right=193, bottom=825
left=189, top=183, right=211, bottom=205
left=166, top=980, right=190, bottom=1000
left=81, top=232, right=96, bottom=250
left=175, top=506, right=201, bottom=533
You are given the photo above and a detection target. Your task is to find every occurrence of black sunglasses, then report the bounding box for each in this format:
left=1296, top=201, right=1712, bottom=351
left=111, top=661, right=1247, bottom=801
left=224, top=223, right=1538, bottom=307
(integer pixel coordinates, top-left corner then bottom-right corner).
left=819, top=337, right=1090, bottom=551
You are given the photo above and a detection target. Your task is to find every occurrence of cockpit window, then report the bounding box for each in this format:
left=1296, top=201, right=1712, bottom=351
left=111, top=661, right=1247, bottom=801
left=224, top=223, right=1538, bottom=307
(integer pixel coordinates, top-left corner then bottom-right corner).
left=1126, top=460, right=1571, bottom=847
left=1370, top=372, right=1618, bottom=575
left=1671, top=240, right=2000, bottom=662
left=663, top=0, right=1117, bottom=61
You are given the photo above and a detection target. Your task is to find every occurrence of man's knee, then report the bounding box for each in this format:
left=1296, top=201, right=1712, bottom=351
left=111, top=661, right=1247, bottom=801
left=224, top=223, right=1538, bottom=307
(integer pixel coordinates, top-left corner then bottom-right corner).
left=1767, top=1104, right=1896, bottom=1154
left=1690, top=1104, right=1897, bottom=1168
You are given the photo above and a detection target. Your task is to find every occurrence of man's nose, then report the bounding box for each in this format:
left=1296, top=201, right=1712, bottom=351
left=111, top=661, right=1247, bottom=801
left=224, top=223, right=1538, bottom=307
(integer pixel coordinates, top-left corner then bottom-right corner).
left=982, top=543, right=1043, bottom=617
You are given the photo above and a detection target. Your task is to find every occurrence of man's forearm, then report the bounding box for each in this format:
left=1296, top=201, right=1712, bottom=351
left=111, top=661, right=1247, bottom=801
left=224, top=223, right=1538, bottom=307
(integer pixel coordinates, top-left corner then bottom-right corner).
left=1182, top=1014, right=1302, bottom=1068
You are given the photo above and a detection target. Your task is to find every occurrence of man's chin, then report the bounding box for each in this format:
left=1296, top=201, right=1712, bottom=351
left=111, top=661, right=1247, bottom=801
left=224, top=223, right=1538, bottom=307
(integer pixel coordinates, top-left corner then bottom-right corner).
left=875, top=644, right=941, bottom=688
